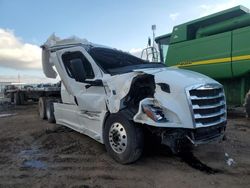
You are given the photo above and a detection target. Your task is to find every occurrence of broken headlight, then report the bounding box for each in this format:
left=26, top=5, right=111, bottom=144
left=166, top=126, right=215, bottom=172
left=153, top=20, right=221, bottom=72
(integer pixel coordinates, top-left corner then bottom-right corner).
left=142, top=104, right=167, bottom=122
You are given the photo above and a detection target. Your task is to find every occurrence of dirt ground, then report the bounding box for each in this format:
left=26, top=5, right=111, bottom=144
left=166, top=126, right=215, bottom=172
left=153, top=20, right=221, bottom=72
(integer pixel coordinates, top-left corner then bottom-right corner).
left=0, top=104, right=250, bottom=188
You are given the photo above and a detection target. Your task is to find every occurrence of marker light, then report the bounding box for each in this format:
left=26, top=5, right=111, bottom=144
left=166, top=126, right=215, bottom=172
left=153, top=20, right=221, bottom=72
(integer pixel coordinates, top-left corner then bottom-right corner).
left=142, top=104, right=167, bottom=122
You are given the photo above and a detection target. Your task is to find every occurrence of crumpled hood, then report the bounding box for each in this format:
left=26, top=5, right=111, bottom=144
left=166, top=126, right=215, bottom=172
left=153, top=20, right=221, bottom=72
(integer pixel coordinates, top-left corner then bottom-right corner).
left=134, top=67, right=220, bottom=93
left=104, top=66, right=219, bottom=113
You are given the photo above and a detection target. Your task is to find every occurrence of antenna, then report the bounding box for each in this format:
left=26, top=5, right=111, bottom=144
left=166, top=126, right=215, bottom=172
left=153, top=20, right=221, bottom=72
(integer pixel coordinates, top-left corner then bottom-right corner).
left=142, top=24, right=158, bottom=62
left=151, top=25, right=157, bottom=61
left=151, top=24, right=156, bottom=48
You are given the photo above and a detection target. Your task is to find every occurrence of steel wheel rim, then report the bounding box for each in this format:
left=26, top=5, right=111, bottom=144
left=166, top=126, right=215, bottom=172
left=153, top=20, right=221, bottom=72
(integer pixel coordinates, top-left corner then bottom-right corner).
left=39, top=101, right=43, bottom=117
left=109, top=122, right=127, bottom=153
left=46, top=106, right=50, bottom=119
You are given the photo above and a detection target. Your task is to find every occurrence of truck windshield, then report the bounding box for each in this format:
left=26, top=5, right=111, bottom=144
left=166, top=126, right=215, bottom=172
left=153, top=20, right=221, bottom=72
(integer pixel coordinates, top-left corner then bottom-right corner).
left=89, top=47, right=165, bottom=75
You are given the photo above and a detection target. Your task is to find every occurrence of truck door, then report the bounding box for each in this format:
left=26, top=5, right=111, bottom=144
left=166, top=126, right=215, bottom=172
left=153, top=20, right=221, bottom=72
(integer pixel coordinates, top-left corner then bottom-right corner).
left=54, top=46, right=107, bottom=112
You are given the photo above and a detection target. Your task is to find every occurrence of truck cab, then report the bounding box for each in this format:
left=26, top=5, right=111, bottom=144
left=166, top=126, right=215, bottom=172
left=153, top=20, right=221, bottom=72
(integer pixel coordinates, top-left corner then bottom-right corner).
left=40, top=35, right=227, bottom=164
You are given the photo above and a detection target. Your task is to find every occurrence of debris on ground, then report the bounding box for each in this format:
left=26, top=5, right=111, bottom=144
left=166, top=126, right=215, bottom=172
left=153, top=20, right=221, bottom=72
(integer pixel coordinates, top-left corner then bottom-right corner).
left=225, top=153, right=236, bottom=166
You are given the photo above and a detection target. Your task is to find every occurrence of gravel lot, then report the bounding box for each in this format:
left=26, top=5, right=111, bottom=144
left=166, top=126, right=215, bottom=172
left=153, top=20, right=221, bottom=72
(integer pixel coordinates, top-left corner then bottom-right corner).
left=0, top=104, right=250, bottom=188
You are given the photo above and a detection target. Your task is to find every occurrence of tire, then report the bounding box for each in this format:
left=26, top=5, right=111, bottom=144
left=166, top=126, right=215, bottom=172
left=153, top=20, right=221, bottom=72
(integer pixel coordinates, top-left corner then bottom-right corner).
left=19, top=92, right=25, bottom=105
left=38, top=97, right=47, bottom=120
left=10, top=93, right=14, bottom=103
left=46, top=99, right=56, bottom=123
left=14, top=92, right=21, bottom=105
left=244, top=91, right=250, bottom=118
left=103, top=112, right=144, bottom=164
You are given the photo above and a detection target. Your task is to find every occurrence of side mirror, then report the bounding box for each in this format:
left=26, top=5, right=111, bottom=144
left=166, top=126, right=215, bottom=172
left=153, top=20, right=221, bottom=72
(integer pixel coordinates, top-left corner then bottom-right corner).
left=70, top=58, right=86, bottom=82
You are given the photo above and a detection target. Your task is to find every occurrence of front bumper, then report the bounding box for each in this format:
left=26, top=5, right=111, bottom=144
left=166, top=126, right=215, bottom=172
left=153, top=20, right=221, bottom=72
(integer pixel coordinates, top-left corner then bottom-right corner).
left=159, top=122, right=226, bottom=153
left=186, top=122, right=226, bottom=146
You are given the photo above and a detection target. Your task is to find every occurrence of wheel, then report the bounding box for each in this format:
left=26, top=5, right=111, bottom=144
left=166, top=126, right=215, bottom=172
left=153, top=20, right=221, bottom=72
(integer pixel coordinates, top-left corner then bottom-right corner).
left=19, top=92, right=25, bottom=105
left=10, top=93, right=14, bottom=103
left=38, top=97, right=47, bottom=120
left=14, top=92, right=21, bottom=105
left=244, top=91, right=250, bottom=118
left=103, top=112, right=144, bottom=164
left=46, top=99, right=56, bottom=123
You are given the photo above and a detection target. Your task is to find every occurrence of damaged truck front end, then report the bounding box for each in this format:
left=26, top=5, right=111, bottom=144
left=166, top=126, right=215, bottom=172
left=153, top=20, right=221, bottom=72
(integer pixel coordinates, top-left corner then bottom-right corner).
left=137, top=86, right=226, bottom=153
left=104, top=68, right=227, bottom=154
left=41, top=35, right=227, bottom=164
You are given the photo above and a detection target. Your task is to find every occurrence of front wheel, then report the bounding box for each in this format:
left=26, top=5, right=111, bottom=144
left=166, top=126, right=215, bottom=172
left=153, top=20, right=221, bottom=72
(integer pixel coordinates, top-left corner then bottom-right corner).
left=104, top=112, right=144, bottom=164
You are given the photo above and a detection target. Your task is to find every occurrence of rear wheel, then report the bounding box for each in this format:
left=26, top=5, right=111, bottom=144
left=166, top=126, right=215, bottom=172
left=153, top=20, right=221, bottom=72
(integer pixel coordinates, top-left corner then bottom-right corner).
left=10, top=93, right=14, bottom=103
left=46, top=99, right=56, bottom=123
left=104, top=112, right=144, bottom=164
left=14, top=92, right=21, bottom=105
left=38, top=97, right=47, bottom=119
left=245, top=91, right=250, bottom=118
left=19, top=92, right=25, bottom=105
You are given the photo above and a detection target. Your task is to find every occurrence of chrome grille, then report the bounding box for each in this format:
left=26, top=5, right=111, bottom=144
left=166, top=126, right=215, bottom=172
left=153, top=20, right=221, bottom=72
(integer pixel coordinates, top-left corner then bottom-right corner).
left=187, top=84, right=227, bottom=128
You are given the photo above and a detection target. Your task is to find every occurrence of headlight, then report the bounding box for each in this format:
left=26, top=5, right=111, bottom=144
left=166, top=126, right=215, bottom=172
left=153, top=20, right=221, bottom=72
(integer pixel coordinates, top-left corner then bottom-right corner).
left=142, top=104, right=167, bottom=122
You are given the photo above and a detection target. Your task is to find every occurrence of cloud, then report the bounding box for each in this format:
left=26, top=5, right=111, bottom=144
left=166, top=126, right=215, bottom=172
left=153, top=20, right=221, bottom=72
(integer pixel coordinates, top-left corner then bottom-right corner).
left=129, top=48, right=143, bottom=58
left=169, top=12, right=180, bottom=21
left=199, top=0, right=248, bottom=17
left=0, top=28, right=41, bottom=70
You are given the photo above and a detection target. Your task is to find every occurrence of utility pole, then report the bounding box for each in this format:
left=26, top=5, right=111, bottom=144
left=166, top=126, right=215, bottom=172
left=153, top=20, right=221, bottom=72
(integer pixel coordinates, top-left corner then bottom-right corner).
left=151, top=25, right=157, bottom=61
left=152, top=24, right=156, bottom=48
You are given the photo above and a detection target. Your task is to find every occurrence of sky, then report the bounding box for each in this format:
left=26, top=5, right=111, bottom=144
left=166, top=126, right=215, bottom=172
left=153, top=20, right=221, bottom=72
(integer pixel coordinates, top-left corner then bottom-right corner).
left=1, top=0, right=250, bottom=83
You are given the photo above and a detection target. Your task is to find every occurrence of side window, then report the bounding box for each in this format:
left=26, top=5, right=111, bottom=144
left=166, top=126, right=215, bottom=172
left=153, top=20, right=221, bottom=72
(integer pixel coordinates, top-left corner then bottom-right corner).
left=62, top=51, right=95, bottom=81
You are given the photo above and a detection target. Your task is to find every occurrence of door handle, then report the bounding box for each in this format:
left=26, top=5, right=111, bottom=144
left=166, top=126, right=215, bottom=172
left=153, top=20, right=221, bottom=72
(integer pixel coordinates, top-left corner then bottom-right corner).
left=85, top=84, right=92, bottom=89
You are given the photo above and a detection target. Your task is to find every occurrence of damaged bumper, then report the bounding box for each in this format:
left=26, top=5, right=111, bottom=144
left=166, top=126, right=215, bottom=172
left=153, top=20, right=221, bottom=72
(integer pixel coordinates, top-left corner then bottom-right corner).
left=185, top=123, right=226, bottom=146
left=160, top=123, right=226, bottom=153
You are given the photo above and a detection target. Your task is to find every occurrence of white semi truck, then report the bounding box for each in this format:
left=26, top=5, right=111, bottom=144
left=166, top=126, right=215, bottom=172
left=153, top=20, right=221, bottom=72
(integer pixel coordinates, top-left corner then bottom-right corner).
left=40, top=35, right=227, bottom=164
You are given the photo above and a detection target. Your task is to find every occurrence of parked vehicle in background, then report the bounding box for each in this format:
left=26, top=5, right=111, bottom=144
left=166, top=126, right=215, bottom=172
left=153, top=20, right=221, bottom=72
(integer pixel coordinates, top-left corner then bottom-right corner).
left=36, top=83, right=53, bottom=90
left=39, top=35, right=227, bottom=164
left=4, top=83, right=60, bottom=105
left=150, top=5, right=250, bottom=117
left=23, top=85, right=34, bottom=90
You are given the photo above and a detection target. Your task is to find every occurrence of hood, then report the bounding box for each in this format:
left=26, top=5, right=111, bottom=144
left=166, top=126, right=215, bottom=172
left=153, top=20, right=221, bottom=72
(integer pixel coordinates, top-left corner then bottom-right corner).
left=103, top=66, right=218, bottom=113
left=133, top=67, right=220, bottom=93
